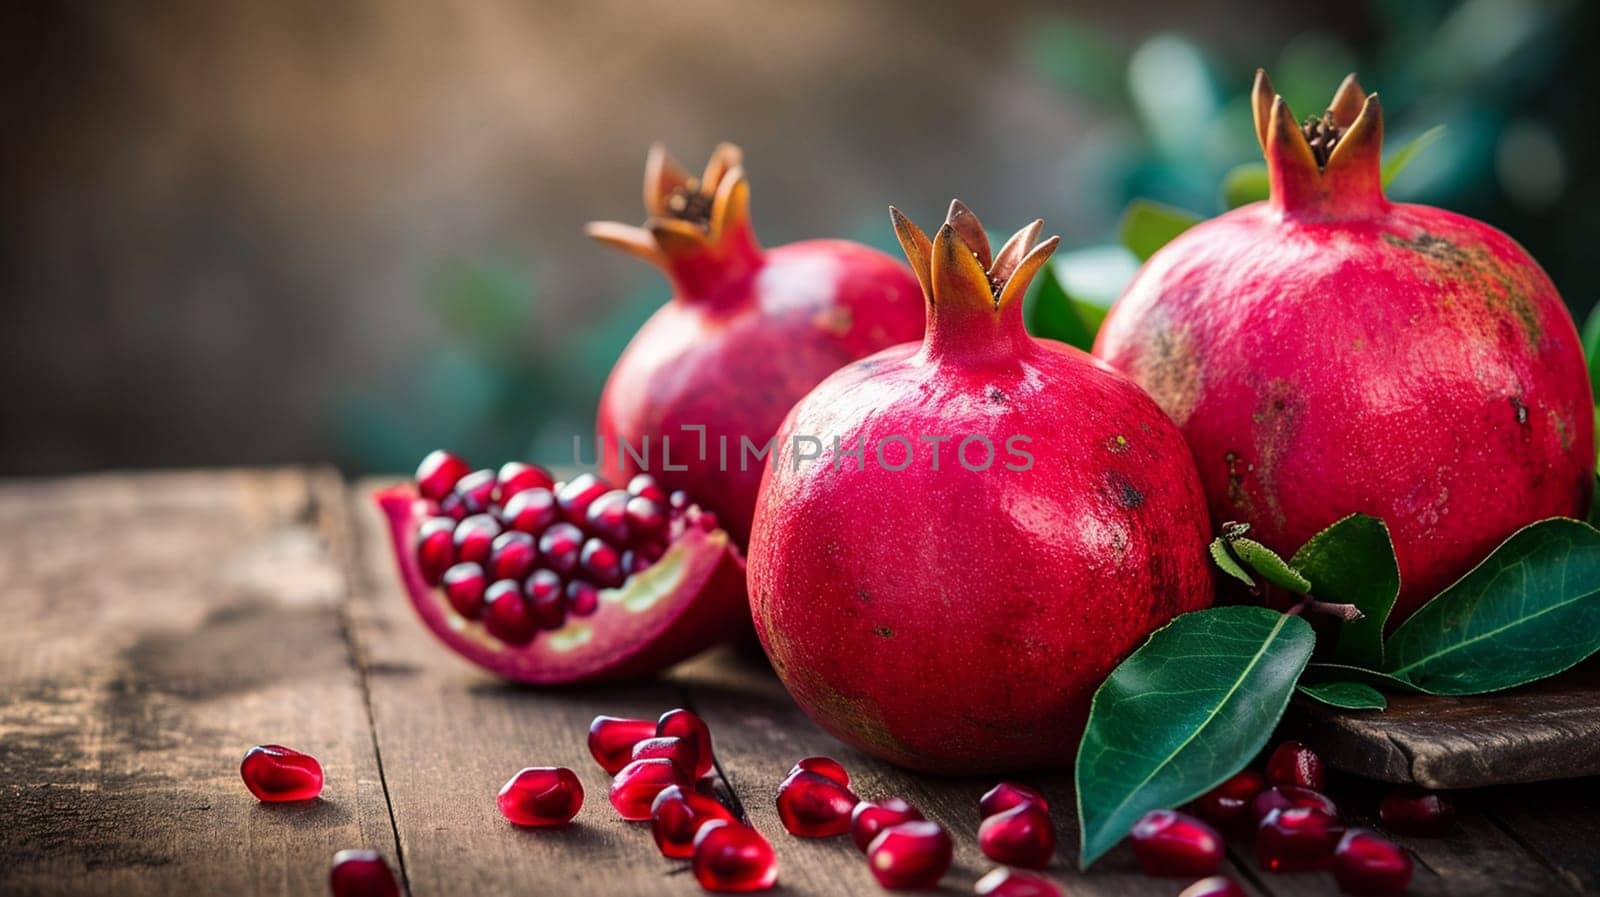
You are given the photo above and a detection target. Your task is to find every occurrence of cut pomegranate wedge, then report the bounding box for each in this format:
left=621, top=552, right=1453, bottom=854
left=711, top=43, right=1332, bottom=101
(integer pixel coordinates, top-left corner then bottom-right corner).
left=376, top=453, right=747, bottom=684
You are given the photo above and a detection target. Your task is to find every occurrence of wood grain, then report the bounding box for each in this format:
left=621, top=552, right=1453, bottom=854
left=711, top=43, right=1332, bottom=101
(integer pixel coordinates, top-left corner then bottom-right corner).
left=0, top=469, right=395, bottom=897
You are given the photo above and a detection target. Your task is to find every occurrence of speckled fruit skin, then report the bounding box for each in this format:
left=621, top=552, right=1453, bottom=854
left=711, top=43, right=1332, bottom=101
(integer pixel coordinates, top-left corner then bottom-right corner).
left=748, top=203, right=1215, bottom=773
left=1095, top=72, right=1593, bottom=623
left=591, top=144, right=924, bottom=549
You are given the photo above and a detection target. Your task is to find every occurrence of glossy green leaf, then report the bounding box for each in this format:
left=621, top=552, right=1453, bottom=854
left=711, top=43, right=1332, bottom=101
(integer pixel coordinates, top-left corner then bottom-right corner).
left=1023, top=262, right=1097, bottom=350
left=1220, top=163, right=1270, bottom=209
left=1024, top=248, right=1137, bottom=350
left=1385, top=518, right=1600, bottom=695
left=1580, top=304, right=1600, bottom=397
left=1290, top=514, right=1399, bottom=668
left=1297, top=681, right=1387, bottom=711
left=1209, top=538, right=1256, bottom=587
left=1117, top=200, right=1203, bottom=261
left=1076, top=607, right=1315, bottom=867
left=1381, top=125, right=1446, bottom=188
left=1302, top=662, right=1421, bottom=694
left=1229, top=538, right=1311, bottom=594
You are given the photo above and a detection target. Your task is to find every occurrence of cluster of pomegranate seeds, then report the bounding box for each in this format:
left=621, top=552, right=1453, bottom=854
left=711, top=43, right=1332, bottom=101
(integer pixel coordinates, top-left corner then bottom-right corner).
left=1379, top=785, right=1457, bottom=836
left=776, top=757, right=859, bottom=837
left=653, top=784, right=737, bottom=858
left=240, top=744, right=324, bottom=802
left=693, top=819, right=779, bottom=892
left=974, top=868, right=1063, bottom=897
left=328, top=849, right=400, bottom=897
left=850, top=798, right=925, bottom=852
left=410, top=450, right=717, bottom=645
left=1334, top=829, right=1414, bottom=896
left=977, top=781, right=1055, bottom=869
left=498, top=766, right=584, bottom=827
left=867, top=819, right=954, bottom=889
left=1130, top=809, right=1224, bottom=877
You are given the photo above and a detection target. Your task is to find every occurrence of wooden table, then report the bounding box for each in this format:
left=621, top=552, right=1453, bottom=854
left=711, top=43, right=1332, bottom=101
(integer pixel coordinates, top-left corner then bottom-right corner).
left=3, top=469, right=1598, bottom=896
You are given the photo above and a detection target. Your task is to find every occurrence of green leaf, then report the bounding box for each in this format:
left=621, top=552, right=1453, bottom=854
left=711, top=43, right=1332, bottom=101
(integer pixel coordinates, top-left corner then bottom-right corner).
left=1024, top=248, right=1138, bottom=350
left=1581, top=304, right=1600, bottom=397
left=1024, top=262, right=1097, bottom=350
left=1075, top=606, right=1315, bottom=867
left=1385, top=518, right=1600, bottom=695
left=1290, top=514, right=1399, bottom=668
left=1302, top=662, right=1421, bottom=693
left=1229, top=538, right=1311, bottom=594
left=1297, top=681, right=1387, bottom=711
left=1381, top=125, right=1446, bottom=188
left=1220, top=163, right=1270, bottom=209
left=1117, top=200, right=1202, bottom=261
left=1209, top=538, right=1256, bottom=587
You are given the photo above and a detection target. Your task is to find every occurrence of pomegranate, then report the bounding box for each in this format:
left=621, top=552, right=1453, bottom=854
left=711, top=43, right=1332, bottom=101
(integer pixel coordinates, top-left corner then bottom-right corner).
left=588, top=142, right=926, bottom=548
left=748, top=202, right=1215, bottom=772
left=867, top=820, right=953, bottom=890
left=1094, top=70, right=1595, bottom=622
left=497, top=767, right=583, bottom=827
left=240, top=744, right=323, bottom=802
left=1378, top=785, right=1456, bottom=837
left=850, top=798, right=924, bottom=852
left=652, top=784, right=736, bottom=859
left=977, top=801, right=1055, bottom=868
left=1333, top=829, right=1412, bottom=896
left=1266, top=740, right=1326, bottom=791
left=328, top=850, right=399, bottom=897
left=1129, top=809, right=1223, bottom=877
left=377, top=454, right=746, bottom=684
left=692, top=820, right=778, bottom=892
left=974, top=868, right=1064, bottom=897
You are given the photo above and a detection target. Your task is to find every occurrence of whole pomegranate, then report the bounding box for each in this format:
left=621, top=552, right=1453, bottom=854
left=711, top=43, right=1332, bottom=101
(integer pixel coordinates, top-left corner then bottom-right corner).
left=588, top=143, right=925, bottom=548
left=1095, top=72, right=1594, bottom=622
left=747, top=202, right=1215, bottom=773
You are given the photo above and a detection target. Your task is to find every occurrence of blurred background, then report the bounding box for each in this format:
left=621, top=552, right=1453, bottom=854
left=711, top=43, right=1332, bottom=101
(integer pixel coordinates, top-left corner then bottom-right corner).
left=3, top=0, right=1596, bottom=476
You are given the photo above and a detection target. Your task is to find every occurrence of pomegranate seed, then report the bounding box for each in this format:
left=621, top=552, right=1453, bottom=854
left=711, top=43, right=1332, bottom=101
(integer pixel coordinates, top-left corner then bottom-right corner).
left=581, top=538, right=625, bottom=588
left=693, top=820, right=778, bottom=892
left=489, top=531, right=538, bottom=582
left=669, top=489, right=690, bottom=510
left=696, top=508, right=720, bottom=531
left=240, top=744, right=324, bottom=802
left=451, top=468, right=497, bottom=515
left=329, top=849, right=399, bottom=897
left=526, top=570, right=566, bottom=629
left=974, top=868, right=1063, bottom=897
left=438, top=492, right=468, bottom=520
left=441, top=562, right=488, bottom=619
left=503, top=487, right=558, bottom=533
left=484, top=580, right=537, bottom=645
left=610, top=757, right=681, bottom=820
left=652, top=784, right=736, bottom=858
left=868, top=820, right=953, bottom=890
left=658, top=708, right=715, bottom=778
left=585, top=489, right=631, bottom=542
left=539, top=522, right=584, bottom=574
left=851, top=797, right=925, bottom=852
left=980, top=781, right=1048, bottom=817
left=631, top=735, right=700, bottom=783
left=1178, top=877, right=1248, bottom=897
left=1129, top=809, right=1222, bottom=877
left=1333, top=829, right=1412, bottom=896
left=1379, top=785, right=1456, bottom=837
left=1253, top=784, right=1338, bottom=823
left=1192, top=769, right=1265, bottom=830
left=625, top=495, right=666, bottom=535
left=497, top=766, right=583, bottom=826
left=588, top=715, right=657, bottom=773
left=497, top=461, right=553, bottom=499
left=978, top=800, right=1055, bottom=869
left=789, top=756, right=850, bottom=787
left=629, top=473, right=667, bottom=503
left=776, top=769, right=859, bottom=837
left=415, top=517, right=456, bottom=585
left=557, top=474, right=609, bottom=521
left=1266, top=740, right=1326, bottom=791
left=1257, top=806, right=1342, bottom=873
left=415, top=450, right=470, bottom=501
left=621, top=549, right=650, bottom=575
left=566, top=580, right=600, bottom=616
left=453, top=514, right=501, bottom=565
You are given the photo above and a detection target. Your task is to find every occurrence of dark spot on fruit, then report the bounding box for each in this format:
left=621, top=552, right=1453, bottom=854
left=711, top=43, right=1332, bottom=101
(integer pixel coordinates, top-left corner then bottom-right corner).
left=874, top=626, right=894, bottom=638
left=1384, top=230, right=1542, bottom=344
left=1134, top=321, right=1202, bottom=424
left=1107, top=472, right=1146, bottom=509
left=987, top=386, right=1009, bottom=405
left=1509, top=395, right=1529, bottom=426
left=856, top=589, right=872, bottom=603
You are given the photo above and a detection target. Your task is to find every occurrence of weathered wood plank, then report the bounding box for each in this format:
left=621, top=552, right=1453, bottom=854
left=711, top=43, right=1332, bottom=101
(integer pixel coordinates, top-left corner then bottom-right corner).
left=0, top=470, right=393, bottom=897
left=1480, top=782, right=1600, bottom=893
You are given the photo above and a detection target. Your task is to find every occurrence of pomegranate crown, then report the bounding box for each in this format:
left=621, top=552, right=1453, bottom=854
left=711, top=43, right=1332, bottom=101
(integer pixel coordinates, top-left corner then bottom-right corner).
left=1253, top=70, right=1388, bottom=219
left=889, top=200, right=1060, bottom=314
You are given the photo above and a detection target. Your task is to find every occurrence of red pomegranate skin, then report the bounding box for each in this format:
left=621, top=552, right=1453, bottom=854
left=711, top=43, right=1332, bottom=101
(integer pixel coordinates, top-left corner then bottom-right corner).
left=1095, top=72, right=1593, bottom=622
left=590, top=144, right=925, bottom=549
left=748, top=203, right=1215, bottom=773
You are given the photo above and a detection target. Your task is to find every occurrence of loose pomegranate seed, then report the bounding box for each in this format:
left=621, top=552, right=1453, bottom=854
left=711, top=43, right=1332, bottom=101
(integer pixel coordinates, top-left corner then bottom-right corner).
left=1257, top=806, right=1342, bottom=873
left=851, top=797, right=925, bottom=852
left=629, top=473, right=667, bottom=503
left=669, top=489, right=690, bottom=510
left=441, top=562, right=487, bottom=619
left=789, top=756, right=850, bottom=787
left=452, top=468, right=497, bottom=514
left=557, top=474, right=609, bottom=522
left=489, top=531, right=538, bottom=582
left=497, top=766, right=583, bottom=826
left=1266, top=740, right=1326, bottom=791
left=438, top=492, right=468, bottom=520
left=693, top=820, right=778, bottom=892
left=652, top=784, right=737, bottom=858
left=868, top=820, right=953, bottom=890
left=484, top=580, right=537, bottom=645
left=503, top=487, right=558, bottom=533
left=581, top=538, right=624, bottom=588
left=415, top=449, right=470, bottom=501
left=1178, top=876, right=1248, bottom=897
left=980, top=781, right=1048, bottom=817
left=539, top=522, right=584, bottom=574
left=1378, top=785, right=1456, bottom=837
left=631, top=735, right=700, bottom=783
left=978, top=800, right=1055, bottom=868
left=610, top=757, right=681, bottom=820
left=776, top=769, right=859, bottom=837
left=1253, top=784, right=1338, bottom=823
left=588, top=715, right=657, bottom=773
left=240, top=744, right=324, bottom=802
left=658, top=708, right=715, bottom=778
left=974, top=868, right=1063, bottom=897
left=1192, top=769, right=1265, bottom=830
left=497, top=461, right=553, bottom=499
left=566, top=580, right=600, bottom=616
left=414, top=516, right=456, bottom=585
left=1333, top=829, right=1412, bottom=896
left=1129, top=809, right=1222, bottom=877
left=329, top=849, right=399, bottom=897
left=526, top=569, right=566, bottom=629
left=453, top=514, right=501, bottom=565
left=585, top=489, right=631, bottom=542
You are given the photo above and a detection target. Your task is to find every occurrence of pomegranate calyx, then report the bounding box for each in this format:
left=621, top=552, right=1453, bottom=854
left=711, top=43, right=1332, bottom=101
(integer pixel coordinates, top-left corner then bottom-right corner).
left=1252, top=69, right=1386, bottom=221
